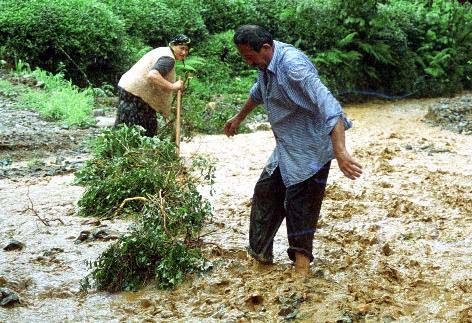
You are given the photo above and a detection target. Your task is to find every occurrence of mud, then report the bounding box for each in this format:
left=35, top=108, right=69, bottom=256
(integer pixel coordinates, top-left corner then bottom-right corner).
left=1, top=94, right=471, bottom=322
left=0, top=98, right=97, bottom=179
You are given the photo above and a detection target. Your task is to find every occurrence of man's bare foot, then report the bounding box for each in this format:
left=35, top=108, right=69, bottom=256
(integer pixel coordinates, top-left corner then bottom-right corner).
left=294, top=252, right=310, bottom=276
left=249, top=258, right=275, bottom=274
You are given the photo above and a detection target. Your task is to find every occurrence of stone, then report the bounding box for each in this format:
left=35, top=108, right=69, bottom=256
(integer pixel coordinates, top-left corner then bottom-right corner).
left=358, top=303, right=370, bottom=314
left=92, top=228, right=119, bottom=241
left=95, top=117, right=115, bottom=128
left=81, top=219, right=101, bottom=226
left=0, top=288, right=20, bottom=307
left=245, top=293, right=264, bottom=310
left=256, top=123, right=271, bottom=131
left=313, top=269, right=325, bottom=278
left=207, top=102, right=217, bottom=109
left=92, top=109, right=106, bottom=117
left=76, top=230, right=91, bottom=242
left=3, top=240, right=25, bottom=251
left=381, top=243, right=393, bottom=256
left=43, top=247, right=64, bottom=257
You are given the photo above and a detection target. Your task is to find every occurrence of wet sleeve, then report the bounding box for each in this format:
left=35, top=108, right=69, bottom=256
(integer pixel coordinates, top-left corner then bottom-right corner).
left=282, top=55, right=352, bottom=135
left=152, top=56, right=175, bottom=77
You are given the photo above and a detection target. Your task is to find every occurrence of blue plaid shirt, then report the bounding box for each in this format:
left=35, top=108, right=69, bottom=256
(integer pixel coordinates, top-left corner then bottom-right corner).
left=250, top=41, right=352, bottom=187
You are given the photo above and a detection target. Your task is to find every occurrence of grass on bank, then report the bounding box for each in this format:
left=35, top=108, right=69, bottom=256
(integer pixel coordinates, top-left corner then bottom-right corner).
left=0, top=61, right=95, bottom=127
left=0, top=79, right=26, bottom=97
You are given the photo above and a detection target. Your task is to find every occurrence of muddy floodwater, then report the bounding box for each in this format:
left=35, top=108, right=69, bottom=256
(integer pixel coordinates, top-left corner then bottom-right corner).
left=1, top=97, right=471, bottom=322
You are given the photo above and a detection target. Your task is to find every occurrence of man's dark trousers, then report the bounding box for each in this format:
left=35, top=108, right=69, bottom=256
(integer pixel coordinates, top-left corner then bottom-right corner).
left=248, top=162, right=331, bottom=263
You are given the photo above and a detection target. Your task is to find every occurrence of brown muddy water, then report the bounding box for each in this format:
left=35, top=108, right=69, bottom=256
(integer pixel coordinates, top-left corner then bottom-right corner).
left=1, top=98, right=471, bottom=322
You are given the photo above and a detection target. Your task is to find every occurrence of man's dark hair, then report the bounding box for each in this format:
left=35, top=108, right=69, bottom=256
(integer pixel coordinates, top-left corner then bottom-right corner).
left=233, top=25, right=273, bottom=52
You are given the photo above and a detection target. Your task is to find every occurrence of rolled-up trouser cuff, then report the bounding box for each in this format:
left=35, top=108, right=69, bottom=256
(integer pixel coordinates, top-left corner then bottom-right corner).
left=247, top=246, right=274, bottom=264
left=249, top=162, right=330, bottom=264
left=287, top=247, right=314, bottom=263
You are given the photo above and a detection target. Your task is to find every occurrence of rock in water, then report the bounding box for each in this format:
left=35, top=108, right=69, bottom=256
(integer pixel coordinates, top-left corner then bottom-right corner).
left=3, top=240, right=25, bottom=251
left=92, top=108, right=105, bottom=117
left=0, top=288, right=20, bottom=307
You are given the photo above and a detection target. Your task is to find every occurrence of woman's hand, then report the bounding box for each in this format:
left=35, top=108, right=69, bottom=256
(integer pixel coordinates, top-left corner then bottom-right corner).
left=171, top=80, right=184, bottom=92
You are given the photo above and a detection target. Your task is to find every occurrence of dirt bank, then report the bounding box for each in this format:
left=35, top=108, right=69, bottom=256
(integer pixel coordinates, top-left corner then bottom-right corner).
left=1, top=94, right=471, bottom=322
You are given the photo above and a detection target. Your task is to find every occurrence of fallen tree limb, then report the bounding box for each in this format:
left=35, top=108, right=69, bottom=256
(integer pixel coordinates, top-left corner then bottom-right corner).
left=21, top=186, right=64, bottom=226
left=112, top=196, right=149, bottom=217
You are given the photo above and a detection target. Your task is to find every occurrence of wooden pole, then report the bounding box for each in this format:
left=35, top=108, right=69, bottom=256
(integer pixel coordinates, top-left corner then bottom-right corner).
left=175, top=76, right=182, bottom=156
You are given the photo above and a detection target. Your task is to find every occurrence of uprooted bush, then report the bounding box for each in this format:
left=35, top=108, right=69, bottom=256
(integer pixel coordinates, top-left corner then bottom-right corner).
left=76, top=125, right=214, bottom=291
left=75, top=125, right=179, bottom=218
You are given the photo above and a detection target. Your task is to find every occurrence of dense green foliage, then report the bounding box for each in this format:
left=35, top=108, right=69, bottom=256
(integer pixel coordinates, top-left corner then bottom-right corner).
left=200, top=0, right=258, bottom=34
left=77, top=125, right=213, bottom=291
left=1, top=0, right=471, bottom=131
left=76, top=125, right=182, bottom=217
left=260, top=0, right=472, bottom=98
left=101, top=0, right=208, bottom=48
left=0, top=0, right=131, bottom=86
left=176, top=46, right=258, bottom=134
left=0, top=0, right=472, bottom=100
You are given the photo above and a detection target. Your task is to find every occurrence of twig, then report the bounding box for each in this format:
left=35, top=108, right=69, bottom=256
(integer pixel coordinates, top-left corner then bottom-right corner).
left=57, top=45, right=94, bottom=90
left=113, top=196, right=149, bottom=217
left=185, top=239, right=221, bottom=248
left=197, top=229, right=219, bottom=239
left=157, top=190, right=173, bottom=237
left=21, top=186, right=64, bottom=226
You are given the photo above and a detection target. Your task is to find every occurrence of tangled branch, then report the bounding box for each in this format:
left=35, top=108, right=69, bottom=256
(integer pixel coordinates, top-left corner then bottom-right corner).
left=21, top=186, right=64, bottom=226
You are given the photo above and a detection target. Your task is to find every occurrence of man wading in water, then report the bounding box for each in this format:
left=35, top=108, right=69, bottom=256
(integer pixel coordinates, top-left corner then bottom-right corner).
left=224, top=25, right=362, bottom=275
left=114, top=34, right=190, bottom=137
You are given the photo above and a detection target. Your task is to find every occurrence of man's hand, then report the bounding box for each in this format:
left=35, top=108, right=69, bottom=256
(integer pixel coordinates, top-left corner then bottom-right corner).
left=224, top=116, right=243, bottom=137
left=335, top=150, right=362, bottom=180
left=330, top=117, right=362, bottom=180
left=223, top=98, right=258, bottom=137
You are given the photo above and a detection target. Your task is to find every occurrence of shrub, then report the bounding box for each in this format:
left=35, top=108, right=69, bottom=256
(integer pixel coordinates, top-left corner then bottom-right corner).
left=251, top=0, right=295, bottom=36
left=413, top=0, right=472, bottom=95
left=194, top=31, right=249, bottom=75
left=181, top=74, right=257, bottom=135
left=200, top=0, right=258, bottom=34
left=77, top=125, right=213, bottom=291
left=0, top=0, right=131, bottom=85
left=174, top=50, right=259, bottom=135
left=88, top=227, right=207, bottom=291
left=276, top=0, right=345, bottom=51
left=271, top=0, right=471, bottom=98
left=102, top=0, right=208, bottom=48
left=373, top=1, right=420, bottom=96
left=75, top=126, right=181, bottom=218
left=166, top=0, right=209, bottom=44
